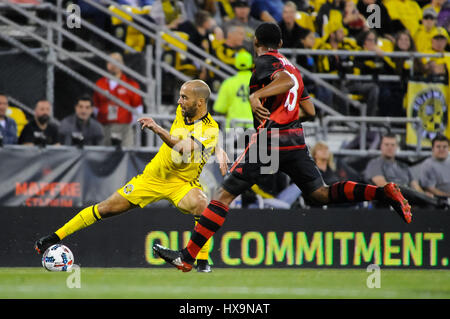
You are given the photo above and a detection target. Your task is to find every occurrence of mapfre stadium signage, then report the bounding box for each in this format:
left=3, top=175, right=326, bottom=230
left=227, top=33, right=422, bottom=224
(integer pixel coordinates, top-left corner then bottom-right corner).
left=0, top=146, right=222, bottom=207
left=1, top=207, right=448, bottom=269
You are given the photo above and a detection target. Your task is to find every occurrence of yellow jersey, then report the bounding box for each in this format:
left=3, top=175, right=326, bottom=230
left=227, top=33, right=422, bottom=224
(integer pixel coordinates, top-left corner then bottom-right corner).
left=414, top=26, right=449, bottom=53
left=143, top=105, right=219, bottom=183
left=384, top=0, right=422, bottom=36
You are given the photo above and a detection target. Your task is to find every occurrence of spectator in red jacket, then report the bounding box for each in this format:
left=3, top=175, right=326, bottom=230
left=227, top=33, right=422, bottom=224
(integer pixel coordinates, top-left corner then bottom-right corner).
left=93, top=52, right=143, bottom=147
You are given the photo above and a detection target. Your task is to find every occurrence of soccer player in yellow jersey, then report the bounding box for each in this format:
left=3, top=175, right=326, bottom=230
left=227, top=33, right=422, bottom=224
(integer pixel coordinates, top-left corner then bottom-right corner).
left=35, top=80, right=228, bottom=272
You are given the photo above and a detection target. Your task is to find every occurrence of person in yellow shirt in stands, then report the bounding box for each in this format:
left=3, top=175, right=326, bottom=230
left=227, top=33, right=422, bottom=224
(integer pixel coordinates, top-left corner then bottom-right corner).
left=213, top=24, right=247, bottom=68
left=384, top=0, right=422, bottom=36
left=414, top=8, right=449, bottom=53
left=317, top=21, right=360, bottom=73
left=210, top=24, right=249, bottom=91
left=316, top=22, right=380, bottom=116
left=422, top=33, right=450, bottom=80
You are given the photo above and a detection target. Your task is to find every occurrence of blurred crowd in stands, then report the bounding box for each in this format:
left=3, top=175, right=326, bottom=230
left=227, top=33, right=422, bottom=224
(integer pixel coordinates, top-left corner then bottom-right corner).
left=1, top=0, right=450, bottom=209
left=69, top=0, right=450, bottom=117
left=3, top=0, right=450, bottom=126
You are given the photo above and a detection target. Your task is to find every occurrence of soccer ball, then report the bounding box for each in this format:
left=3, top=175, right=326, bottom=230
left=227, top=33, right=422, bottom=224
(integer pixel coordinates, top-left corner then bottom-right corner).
left=42, top=244, right=74, bottom=272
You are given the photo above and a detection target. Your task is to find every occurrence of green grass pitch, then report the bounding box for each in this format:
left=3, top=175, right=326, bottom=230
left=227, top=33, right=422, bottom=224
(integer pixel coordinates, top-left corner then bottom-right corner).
left=1, top=267, right=449, bottom=299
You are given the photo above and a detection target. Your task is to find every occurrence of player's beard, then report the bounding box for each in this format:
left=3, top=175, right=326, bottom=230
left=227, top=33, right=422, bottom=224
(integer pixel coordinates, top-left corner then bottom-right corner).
left=182, top=100, right=198, bottom=119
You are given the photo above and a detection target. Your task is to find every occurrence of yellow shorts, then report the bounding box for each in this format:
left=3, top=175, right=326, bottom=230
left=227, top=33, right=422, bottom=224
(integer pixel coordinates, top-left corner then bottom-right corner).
left=117, top=173, right=202, bottom=212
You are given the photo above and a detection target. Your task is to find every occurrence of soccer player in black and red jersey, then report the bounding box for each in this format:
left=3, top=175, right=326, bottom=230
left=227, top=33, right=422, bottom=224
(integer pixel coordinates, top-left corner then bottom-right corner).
left=153, top=23, right=412, bottom=272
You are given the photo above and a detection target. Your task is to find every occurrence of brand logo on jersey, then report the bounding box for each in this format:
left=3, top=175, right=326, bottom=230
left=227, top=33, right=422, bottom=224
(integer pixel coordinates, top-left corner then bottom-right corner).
left=272, top=61, right=282, bottom=69
left=123, top=184, right=134, bottom=195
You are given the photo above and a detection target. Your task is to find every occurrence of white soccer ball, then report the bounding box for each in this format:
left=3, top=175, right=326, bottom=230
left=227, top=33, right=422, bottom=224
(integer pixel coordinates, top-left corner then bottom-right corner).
left=42, top=244, right=74, bottom=272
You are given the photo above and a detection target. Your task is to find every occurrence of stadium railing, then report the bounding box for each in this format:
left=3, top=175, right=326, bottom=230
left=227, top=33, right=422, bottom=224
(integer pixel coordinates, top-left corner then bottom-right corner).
left=1, top=0, right=354, bottom=149
left=0, top=1, right=150, bottom=118
left=323, top=116, right=425, bottom=154
left=280, top=48, right=444, bottom=78
left=1, top=2, right=436, bottom=153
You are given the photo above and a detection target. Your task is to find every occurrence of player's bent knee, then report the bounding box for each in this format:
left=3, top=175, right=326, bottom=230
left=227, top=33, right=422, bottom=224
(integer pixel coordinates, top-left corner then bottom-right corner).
left=191, top=192, right=208, bottom=216
left=98, top=192, right=134, bottom=218
left=306, top=186, right=330, bottom=205
left=212, top=187, right=236, bottom=206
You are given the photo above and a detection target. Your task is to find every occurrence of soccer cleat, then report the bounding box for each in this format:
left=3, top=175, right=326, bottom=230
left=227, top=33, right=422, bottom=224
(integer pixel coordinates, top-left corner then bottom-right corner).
left=384, top=182, right=412, bottom=224
left=152, top=244, right=193, bottom=272
left=196, top=259, right=212, bottom=273
left=34, top=233, right=61, bottom=254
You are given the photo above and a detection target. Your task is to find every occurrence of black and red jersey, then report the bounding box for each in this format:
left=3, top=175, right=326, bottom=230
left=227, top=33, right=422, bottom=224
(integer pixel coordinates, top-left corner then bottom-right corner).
left=249, top=49, right=310, bottom=150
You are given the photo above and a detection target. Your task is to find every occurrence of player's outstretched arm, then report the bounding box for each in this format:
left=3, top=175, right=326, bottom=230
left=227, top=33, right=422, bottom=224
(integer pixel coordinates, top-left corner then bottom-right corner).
left=251, top=70, right=295, bottom=100
left=215, top=146, right=229, bottom=176
left=249, top=70, right=294, bottom=123
left=138, top=117, right=196, bottom=154
left=298, top=98, right=316, bottom=122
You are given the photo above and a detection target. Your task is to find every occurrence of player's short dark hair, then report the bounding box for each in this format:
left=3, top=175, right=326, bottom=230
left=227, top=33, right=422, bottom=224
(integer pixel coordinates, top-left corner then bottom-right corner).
left=431, top=133, right=449, bottom=147
left=382, top=132, right=397, bottom=141
left=35, top=98, right=51, bottom=108
left=255, top=23, right=282, bottom=49
left=75, top=94, right=93, bottom=106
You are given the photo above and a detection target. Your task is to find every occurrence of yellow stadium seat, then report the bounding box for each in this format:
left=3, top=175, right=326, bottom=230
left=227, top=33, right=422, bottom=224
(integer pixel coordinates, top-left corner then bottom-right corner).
left=109, top=5, right=152, bottom=52
left=310, top=0, right=328, bottom=13
left=348, top=94, right=364, bottom=101
left=109, top=5, right=151, bottom=25
left=161, top=31, right=198, bottom=76
left=296, top=11, right=315, bottom=32
left=6, top=106, right=28, bottom=137
left=161, top=0, right=180, bottom=25
left=217, top=0, right=235, bottom=20
left=161, top=31, right=188, bottom=51
left=377, top=37, right=394, bottom=52
left=126, top=27, right=146, bottom=52
left=321, top=9, right=347, bottom=40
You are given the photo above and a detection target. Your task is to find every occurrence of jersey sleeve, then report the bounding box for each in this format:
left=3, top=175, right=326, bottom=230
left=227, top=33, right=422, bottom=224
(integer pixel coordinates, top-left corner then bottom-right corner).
left=254, top=54, right=285, bottom=82
left=300, top=85, right=310, bottom=101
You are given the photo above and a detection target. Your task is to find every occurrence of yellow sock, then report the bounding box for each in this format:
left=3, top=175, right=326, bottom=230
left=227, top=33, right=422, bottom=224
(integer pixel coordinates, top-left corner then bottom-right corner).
left=55, top=205, right=101, bottom=240
left=195, top=218, right=211, bottom=261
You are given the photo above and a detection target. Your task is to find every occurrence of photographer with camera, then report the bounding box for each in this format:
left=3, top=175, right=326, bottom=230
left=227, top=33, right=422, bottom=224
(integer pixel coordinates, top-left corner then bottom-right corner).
left=18, top=99, right=59, bottom=147
left=58, top=95, right=104, bottom=147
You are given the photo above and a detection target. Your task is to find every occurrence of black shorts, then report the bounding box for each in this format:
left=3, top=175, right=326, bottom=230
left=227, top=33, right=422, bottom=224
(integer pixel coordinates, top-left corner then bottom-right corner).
left=222, top=142, right=325, bottom=197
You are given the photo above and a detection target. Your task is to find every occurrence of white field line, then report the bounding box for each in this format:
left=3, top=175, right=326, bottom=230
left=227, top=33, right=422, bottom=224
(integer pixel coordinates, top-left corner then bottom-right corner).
left=3, top=284, right=436, bottom=298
